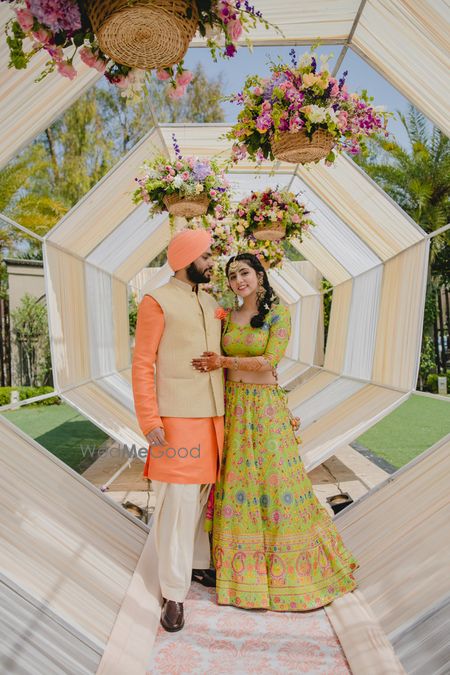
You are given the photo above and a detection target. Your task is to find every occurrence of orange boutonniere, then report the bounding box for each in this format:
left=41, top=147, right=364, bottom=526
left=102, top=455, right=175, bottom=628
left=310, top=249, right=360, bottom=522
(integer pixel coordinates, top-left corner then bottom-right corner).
left=215, top=307, right=229, bottom=320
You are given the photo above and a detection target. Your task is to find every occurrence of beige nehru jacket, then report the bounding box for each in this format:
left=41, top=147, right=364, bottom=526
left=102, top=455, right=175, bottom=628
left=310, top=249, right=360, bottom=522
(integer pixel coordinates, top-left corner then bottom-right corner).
left=147, top=276, right=225, bottom=417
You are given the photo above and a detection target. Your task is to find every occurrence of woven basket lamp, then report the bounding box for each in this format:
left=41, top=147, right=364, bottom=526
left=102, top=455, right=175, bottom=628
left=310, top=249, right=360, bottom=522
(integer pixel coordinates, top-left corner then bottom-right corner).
left=163, top=193, right=210, bottom=218
left=271, top=128, right=335, bottom=165
left=86, top=0, right=199, bottom=69
left=253, top=221, right=286, bottom=241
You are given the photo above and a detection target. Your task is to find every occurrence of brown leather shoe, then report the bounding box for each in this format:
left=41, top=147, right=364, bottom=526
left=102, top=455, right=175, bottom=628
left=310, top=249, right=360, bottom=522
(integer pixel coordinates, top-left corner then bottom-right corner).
left=160, top=598, right=184, bottom=632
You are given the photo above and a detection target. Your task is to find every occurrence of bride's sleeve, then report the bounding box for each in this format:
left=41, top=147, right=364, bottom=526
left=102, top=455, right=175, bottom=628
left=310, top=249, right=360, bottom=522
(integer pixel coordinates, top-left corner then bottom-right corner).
left=263, top=304, right=292, bottom=368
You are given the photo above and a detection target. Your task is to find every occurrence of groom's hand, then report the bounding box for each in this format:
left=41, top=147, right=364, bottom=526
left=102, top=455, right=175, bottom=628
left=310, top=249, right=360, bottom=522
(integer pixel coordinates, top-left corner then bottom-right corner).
left=146, top=427, right=167, bottom=447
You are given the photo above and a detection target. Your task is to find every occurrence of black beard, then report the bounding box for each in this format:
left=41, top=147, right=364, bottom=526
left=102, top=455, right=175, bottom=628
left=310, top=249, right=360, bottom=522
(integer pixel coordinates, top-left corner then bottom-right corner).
left=186, top=262, right=210, bottom=284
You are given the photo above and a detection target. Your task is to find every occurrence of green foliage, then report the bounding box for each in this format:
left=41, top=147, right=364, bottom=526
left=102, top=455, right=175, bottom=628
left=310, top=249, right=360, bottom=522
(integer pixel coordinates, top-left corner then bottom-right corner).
left=321, top=279, right=333, bottom=347
left=128, top=290, right=138, bottom=337
left=0, top=386, right=59, bottom=406
left=355, top=105, right=449, bottom=258
left=10, top=293, right=50, bottom=387
left=424, top=372, right=449, bottom=394
left=418, top=335, right=436, bottom=390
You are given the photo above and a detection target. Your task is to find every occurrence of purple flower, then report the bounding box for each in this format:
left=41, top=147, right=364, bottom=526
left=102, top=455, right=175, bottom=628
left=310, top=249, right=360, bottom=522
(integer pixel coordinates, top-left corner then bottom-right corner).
left=339, top=70, right=348, bottom=88
left=263, top=73, right=288, bottom=100
left=171, top=133, right=182, bottom=159
left=193, top=161, right=212, bottom=181
left=28, top=0, right=81, bottom=33
left=256, top=113, right=272, bottom=132
left=289, top=48, right=297, bottom=67
left=224, top=43, right=237, bottom=57
left=311, top=57, right=316, bottom=73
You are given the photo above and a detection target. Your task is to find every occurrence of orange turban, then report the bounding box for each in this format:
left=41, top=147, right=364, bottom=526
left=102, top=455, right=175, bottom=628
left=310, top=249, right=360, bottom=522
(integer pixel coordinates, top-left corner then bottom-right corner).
left=167, top=229, right=213, bottom=271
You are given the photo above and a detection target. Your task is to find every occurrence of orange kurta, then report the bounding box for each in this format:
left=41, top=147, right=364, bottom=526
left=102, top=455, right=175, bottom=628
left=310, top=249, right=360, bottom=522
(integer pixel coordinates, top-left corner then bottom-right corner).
left=132, top=293, right=224, bottom=484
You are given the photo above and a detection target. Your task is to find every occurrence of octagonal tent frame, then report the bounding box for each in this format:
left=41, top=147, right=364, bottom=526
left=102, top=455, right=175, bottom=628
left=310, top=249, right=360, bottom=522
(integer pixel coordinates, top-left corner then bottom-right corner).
left=1, top=1, right=449, bottom=672
left=37, top=123, right=429, bottom=476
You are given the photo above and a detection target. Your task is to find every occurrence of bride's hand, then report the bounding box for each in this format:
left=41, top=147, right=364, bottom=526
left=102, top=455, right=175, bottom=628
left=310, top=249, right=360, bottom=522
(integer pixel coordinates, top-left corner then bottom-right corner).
left=191, top=351, right=223, bottom=372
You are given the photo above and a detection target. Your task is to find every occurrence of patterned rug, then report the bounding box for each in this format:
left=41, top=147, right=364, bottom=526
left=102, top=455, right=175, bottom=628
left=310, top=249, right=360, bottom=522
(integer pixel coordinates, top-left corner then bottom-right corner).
left=147, top=583, right=350, bottom=674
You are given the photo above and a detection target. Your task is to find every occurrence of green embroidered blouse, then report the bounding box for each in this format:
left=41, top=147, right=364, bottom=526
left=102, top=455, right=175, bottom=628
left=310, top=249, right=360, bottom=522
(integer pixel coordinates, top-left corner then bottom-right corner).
left=221, top=303, right=291, bottom=370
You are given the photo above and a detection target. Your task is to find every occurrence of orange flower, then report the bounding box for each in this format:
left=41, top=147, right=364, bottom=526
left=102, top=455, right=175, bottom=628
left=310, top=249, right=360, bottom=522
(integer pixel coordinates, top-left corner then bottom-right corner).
left=215, top=307, right=229, bottom=320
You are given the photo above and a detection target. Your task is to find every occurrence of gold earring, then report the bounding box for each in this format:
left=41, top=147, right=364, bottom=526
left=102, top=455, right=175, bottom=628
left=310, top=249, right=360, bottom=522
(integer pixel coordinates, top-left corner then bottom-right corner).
left=257, top=279, right=265, bottom=303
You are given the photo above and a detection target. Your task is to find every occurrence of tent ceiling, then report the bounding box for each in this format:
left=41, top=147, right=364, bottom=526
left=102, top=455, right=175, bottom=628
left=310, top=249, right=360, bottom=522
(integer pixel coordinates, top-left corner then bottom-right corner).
left=1, top=0, right=448, bottom=171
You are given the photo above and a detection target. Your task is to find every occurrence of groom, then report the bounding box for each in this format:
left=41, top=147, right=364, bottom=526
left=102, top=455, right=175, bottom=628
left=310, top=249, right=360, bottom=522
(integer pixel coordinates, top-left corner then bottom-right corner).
left=131, top=228, right=224, bottom=632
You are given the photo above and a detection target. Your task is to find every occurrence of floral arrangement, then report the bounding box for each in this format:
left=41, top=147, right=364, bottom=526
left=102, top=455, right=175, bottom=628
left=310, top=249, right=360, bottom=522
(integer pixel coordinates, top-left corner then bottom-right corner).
left=236, top=235, right=285, bottom=269
left=227, top=47, right=391, bottom=164
left=2, top=0, right=272, bottom=98
left=234, top=187, right=313, bottom=242
left=132, top=134, right=231, bottom=217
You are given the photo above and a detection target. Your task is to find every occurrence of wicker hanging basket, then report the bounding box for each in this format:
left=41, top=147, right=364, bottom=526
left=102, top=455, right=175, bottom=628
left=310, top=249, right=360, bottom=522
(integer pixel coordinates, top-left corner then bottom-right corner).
left=163, top=193, right=210, bottom=218
left=253, top=221, right=286, bottom=241
left=271, top=128, right=335, bottom=165
left=86, top=0, right=199, bottom=70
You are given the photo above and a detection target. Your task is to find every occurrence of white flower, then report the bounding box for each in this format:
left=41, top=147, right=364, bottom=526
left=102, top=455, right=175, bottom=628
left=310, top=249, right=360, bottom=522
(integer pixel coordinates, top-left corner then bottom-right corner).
left=195, top=183, right=204, bottom=194
left=305, top=105, right=327, bottom=123
left=326, top=107, right=339, bottom=123
left=173, top=175, right=184, bottom=188
left=299, top=53, right=312, bottom=68
left=320, top=53, right=333, bottom=71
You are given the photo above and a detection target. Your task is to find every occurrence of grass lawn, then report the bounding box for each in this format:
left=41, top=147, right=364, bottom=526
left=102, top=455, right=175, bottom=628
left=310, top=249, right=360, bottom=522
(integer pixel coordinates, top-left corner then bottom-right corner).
left=356, top=393, right=450, bottom=469
left=1, top=402, right=109, bottom=473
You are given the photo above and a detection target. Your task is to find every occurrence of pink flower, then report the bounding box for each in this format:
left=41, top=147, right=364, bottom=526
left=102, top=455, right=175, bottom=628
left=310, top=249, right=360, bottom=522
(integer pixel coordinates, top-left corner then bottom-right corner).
left=79, top=47, right=106, bottom=73
left=175, top=161, right=183, bottom=170
left=165, top=175, right=174, bottom=183
left=227, top=19, right=243, bottom=41
left=57, top=61, right=77, bottom=80
left=156, top=69, right=171, bottom=80
left=167, top=84, right=186, bottom=99
left=210, top=189, right=217, bottom=197
left=181, top=171, right=190, bottom=180
left=32, top=28, right=50, bottom=44
left=330, top=83, right=340, bottom=96
left=253, top=86, right=263, bottom=96
left=338, top=110, right=348, bottom=130
left=291, top=213, right=301, bottom=224
left=176, top=70, right=193, bottom=87
left=114, top=74, right=131, bottom=89
left=15, top=8, right=34, bottom=32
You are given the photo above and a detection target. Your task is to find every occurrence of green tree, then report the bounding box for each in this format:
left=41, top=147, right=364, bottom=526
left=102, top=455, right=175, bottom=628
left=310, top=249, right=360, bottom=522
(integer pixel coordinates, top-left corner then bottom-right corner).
left=0, top=145, right=66, bottom=247
left=10, top=293, right=49, bottom=387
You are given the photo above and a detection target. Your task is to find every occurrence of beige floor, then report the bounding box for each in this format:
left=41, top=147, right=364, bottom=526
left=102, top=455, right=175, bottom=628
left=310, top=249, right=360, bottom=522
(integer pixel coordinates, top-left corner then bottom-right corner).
left=82, top=440, right=388, bottom=518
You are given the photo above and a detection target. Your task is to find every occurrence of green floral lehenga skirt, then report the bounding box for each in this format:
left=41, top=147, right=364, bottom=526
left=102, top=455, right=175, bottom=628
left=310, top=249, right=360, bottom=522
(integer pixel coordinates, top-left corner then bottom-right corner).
left=212, top=381, right=358, bottom=611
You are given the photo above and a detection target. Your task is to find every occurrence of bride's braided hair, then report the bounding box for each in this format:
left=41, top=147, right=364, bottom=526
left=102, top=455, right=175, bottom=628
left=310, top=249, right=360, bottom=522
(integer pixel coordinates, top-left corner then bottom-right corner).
left=225, top=253, right=279, bottom=328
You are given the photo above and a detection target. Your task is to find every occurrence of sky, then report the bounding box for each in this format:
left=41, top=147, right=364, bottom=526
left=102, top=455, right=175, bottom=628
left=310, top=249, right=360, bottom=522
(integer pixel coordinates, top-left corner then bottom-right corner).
left=181, top=43, right=419, bottom=148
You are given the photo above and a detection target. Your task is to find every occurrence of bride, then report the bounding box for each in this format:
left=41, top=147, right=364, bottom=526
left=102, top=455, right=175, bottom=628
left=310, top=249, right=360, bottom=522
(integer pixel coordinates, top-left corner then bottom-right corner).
left=192, top=252, right=358, bottom=611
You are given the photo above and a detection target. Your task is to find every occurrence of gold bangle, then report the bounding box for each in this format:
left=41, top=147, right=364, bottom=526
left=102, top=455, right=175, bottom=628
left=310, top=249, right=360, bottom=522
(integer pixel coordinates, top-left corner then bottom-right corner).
left=233, top=357, right=239, bottom=370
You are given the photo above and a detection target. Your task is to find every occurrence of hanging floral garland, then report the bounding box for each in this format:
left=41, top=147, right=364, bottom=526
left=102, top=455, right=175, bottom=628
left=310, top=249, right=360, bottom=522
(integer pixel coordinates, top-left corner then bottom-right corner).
left=227, top=47, right=392, bottom=165
left=133, top=135, right=231, bottom=219
left=2, top=0, right=274, bottom=98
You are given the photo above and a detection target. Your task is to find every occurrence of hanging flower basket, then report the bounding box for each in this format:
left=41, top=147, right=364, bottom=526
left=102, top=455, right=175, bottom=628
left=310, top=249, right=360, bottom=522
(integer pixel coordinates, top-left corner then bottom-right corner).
left=163, top=193, right=210, bottom=218
left=86, top=0, right=198, bottom=70
left=227, top=48, right=392, bottom=166
left=253, top=220, right=286, bottom=241
left=4, top=1, right=274, bottom=99
left=133, top=134, right=231, bottom=220
left=271, top=128, right=335, bottom=165
left=233, top=187, right=312, bottom=245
